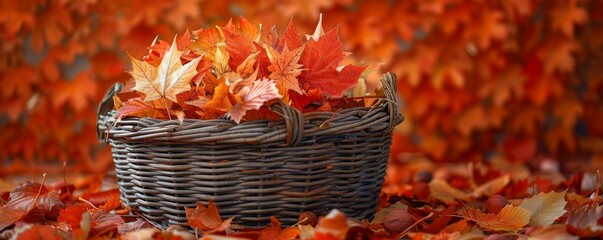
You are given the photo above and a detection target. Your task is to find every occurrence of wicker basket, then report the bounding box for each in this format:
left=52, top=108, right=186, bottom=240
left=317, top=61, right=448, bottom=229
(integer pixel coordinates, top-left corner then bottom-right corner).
left=97, top=73, right=403, bottom=228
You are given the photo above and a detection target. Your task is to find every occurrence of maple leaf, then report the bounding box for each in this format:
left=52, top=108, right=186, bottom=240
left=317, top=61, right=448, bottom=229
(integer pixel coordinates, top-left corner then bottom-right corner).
left=185, top=200, right=234, bottom=234
left=204, top=81, right=234, bottom=111
left=458, top=205, right=531, bottom=232
left=0, top=181, right=62, bottom=231
left=224, top=28, right=256, bottom=71
left=58, top=205, right=88, bottom=228
left=266, top=45, right=305, bottom=94
left=566, top=204, right=603, bottom=237
left=466, top=8, right=508, bottom=49
left=130, top=36, right=202, bottom=103
left=298, top=27, right=366, bottom=96
left=429, top=179, right=471, bottom=203
left=258, top=216, right=300, bottom=240
left=226, top=79, right=281, bottom=124
left=115, top=98, right=157, bottom=120
left=281, top=19, right=303, bottom=50
left=550, top=0, right=587, bottom=37
left=306, top=13, right=325, bottom=41
left=190, top=26, right=224, bottom=56
left=537, top=38, right=579, bottom=74
left=213, top=46, right=231, bottom=78
left=518, top=189, right=567, bottom=226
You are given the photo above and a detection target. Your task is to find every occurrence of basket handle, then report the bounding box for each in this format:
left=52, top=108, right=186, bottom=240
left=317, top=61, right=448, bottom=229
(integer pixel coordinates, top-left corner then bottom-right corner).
left=269, top=99, right=304, bottom=147
left=381, top=72, right=404, bottom=132
left=96, top=82, right=123, bottom=142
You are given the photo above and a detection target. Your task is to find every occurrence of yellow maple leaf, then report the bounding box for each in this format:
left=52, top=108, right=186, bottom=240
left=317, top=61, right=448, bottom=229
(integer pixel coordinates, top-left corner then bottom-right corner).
left=130, top=37, right=202, bottom=103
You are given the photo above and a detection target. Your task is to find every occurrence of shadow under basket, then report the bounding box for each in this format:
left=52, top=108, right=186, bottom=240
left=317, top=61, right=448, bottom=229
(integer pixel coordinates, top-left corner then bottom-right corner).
left=97, top=73, right=404, bottom=229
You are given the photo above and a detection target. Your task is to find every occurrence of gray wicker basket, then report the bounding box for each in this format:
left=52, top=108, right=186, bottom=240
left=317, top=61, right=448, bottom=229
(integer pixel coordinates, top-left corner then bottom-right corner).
left=97, top=73, right=403, bottom=228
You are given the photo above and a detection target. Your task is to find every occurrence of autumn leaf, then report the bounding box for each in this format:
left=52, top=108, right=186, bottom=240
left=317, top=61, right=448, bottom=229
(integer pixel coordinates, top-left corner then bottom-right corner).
left=550, top=0, right=587, bottom=37
left=190, top=26, right=224, bottom=56
left=115, top=98, right=157, bottom=120
left=518, top=189, right=567, bottom=226
left=0, top=181, right=62, bottom=231
left=58, top=205, right=88, bottom=228
left=213, top=46, right=231, bottom=78
left=185, top=200, right=234, bottom=234
left=528, top=224, right=578, bottom=240
left=266, top=45, right=305, bottom=94
left=298, top=27, right=366, bottom=96
left=371, top=202, right=408, bottom=224
left=130, top=36, right=202, bottom=103
left=305, top=14, right=325, bottom=42
left=429, top=178, right=471, bottom=203
left=537, top=38, right=579, bottom=74
left=226, top=79, right=281, bottom=124
left=14, top=225, right=63, bottom=240
left=313, top=210, right=349, bottom=240
left=258, top=216, right=300, bottom=240
left=281, top=19, right=303, bottom=50
left=204, top=81, right=234, bottom=112
left=566, top=204, right=603, bottom=237
left=471, top=175, right=510, bottom=198
left=224, top=28, right=256, bottom=71
left=458, top=205, right=531, bottom=232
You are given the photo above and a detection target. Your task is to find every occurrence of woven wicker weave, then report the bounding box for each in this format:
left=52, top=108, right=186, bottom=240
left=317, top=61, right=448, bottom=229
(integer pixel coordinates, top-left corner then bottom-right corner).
left=97, top=73, right=403, bottom=228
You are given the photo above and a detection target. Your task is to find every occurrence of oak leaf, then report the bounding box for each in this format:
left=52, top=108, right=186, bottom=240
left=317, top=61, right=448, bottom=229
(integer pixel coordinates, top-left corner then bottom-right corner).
left=518, top=189, right=567, bottom=226
left=266, top=45, right=305, bottom=94
left=458, top=205, right=531, bottom=232
left=226, top=79, right=281, bottom=124
left=130, top=36, right=202, bottom=103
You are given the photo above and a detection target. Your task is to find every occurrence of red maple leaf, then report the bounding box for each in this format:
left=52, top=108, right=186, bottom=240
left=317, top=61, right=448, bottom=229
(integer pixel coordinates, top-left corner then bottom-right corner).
left=298, top=27, right=365, bottom=96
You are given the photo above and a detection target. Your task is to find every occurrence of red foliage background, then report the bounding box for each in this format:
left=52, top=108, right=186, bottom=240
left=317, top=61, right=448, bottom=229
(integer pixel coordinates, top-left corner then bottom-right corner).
left=1, top=0, right=602, bottom=174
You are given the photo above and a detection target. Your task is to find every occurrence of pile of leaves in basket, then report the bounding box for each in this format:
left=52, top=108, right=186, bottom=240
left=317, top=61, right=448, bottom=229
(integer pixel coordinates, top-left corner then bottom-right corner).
left=113, top=16, right=382, bottom=125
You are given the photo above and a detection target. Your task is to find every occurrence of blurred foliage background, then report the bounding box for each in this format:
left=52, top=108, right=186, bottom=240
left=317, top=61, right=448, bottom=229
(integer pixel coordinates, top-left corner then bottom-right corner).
left=1, top=0, right=602, bottom=175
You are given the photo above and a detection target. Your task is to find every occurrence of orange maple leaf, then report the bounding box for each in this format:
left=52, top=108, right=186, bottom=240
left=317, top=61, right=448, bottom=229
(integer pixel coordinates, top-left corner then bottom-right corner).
left=266, top=45, right=305, bottom=94
left=550, top=0, right=587, bottom=37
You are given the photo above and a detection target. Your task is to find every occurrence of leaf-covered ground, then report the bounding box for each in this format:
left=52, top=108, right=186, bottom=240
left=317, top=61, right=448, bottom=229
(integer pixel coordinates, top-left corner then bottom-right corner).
left=0, top=157, right=601, bottom=239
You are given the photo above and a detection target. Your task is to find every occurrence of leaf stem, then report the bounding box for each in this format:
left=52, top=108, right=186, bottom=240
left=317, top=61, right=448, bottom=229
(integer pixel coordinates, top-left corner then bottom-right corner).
left=28, top=173, right=47, bottom=212
left=396, top=212, right=434, bottom=239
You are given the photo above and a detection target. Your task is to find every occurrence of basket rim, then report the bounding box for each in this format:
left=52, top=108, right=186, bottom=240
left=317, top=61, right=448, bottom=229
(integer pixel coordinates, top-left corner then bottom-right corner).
left=97, top=73, right=404, bottom=146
